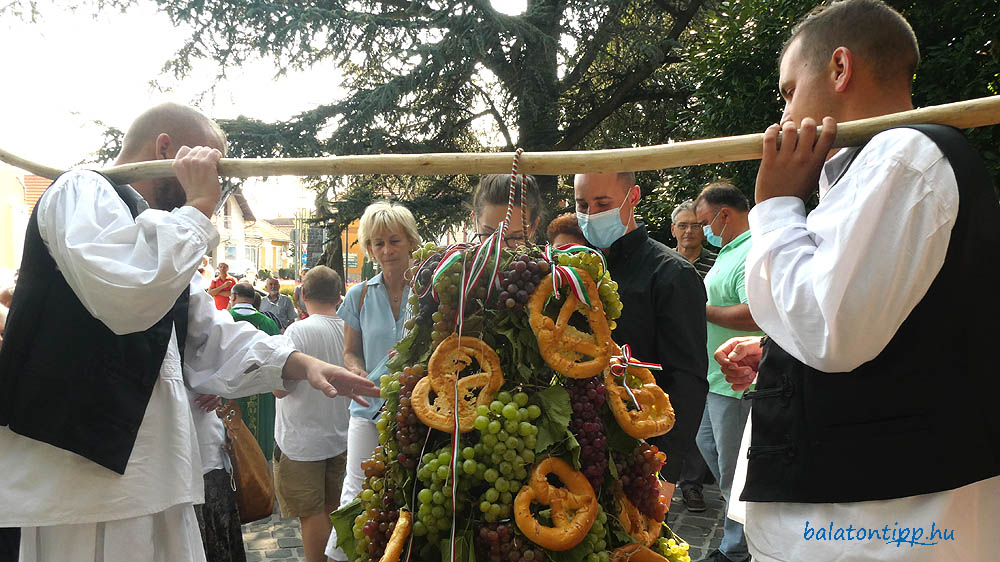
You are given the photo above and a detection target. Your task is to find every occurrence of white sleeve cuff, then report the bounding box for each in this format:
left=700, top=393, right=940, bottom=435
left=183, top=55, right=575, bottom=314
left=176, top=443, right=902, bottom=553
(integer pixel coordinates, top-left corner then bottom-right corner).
left=173, top=205, right=221, bottom=249
left=749, top=196, right=807, bottom=235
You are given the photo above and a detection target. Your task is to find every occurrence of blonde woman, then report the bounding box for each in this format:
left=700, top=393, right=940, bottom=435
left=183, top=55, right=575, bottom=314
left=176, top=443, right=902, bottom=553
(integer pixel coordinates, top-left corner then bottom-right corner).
left=327, top=201, right=420, bottom=561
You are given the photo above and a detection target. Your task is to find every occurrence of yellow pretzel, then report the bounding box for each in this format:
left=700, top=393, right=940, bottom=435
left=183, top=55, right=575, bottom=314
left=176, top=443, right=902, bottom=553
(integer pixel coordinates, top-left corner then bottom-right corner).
left=605, top=359, right=675, bottom=439
left=610, top=543, right=670, bottom=562
left=617, top=491, right=662, bottom=546
left=514, top=457, right=598, bottom=551
left=378, top=510, right=411, bottom=562
left=528, top=269, right=614, bottom=378
left=411, top=334, right=504, bottom=432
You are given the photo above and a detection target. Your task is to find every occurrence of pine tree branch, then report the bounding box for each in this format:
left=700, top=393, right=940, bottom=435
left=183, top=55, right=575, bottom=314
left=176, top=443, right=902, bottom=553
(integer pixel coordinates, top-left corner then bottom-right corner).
left=472, top=83, right=515, bottom=150
left=558, top=2, right=626, bottom=93
left=554, top=0, right=706, bottom=150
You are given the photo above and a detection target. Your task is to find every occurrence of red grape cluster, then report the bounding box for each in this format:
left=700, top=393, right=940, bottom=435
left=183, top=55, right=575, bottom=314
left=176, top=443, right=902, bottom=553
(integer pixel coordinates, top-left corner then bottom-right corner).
left=498, top=254, right=550, bottom=312
left=361, top=501, right=400, bottom=560
left=615, top=444, right=669, bottom=521
left=567, top=376, right=609, bottom=491
left=475, top=522, right=547, bottom=562
left=394, top=364, right=428, bottom=469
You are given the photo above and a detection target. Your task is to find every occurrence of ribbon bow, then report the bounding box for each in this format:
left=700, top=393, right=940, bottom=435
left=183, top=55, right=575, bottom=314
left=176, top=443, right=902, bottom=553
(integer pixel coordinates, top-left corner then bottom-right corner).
left=610, top=344, right=662, bottom=412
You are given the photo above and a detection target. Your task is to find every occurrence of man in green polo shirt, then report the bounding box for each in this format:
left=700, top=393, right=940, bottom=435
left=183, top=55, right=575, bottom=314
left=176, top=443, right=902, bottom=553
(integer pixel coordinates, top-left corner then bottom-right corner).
left=692, top=181, right=762, bottom=562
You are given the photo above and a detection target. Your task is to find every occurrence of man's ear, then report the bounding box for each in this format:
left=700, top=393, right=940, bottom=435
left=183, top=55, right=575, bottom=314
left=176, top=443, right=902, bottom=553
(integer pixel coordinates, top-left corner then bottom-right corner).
left=155, top=133, right=172, bottom=160
left=830, top=46, right=854, bottom=94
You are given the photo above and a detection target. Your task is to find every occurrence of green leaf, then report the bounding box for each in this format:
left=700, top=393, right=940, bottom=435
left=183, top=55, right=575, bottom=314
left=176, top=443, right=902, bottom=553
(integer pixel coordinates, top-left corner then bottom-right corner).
left=439, top=529, right=476, bottom=562
left=564, top=429, right=581, bottom=469
left=330, top=498, right=362, bottom=562
left=534, top=385, right=572, bottom=453
left=601, top=407, right=640, bottom=453
left=546, top=530, right=599, bottom=562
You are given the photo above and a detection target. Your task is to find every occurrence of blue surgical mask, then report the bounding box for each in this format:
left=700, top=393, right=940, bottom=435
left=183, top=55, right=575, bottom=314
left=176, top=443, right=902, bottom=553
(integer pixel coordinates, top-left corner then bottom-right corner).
left=577, top=190, right=632, bottom=249
left=703, top=209, right=726, bottom=247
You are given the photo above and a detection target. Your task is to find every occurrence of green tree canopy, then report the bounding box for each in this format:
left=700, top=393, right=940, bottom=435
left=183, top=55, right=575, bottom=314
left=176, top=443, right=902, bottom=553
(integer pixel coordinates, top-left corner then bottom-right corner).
left=87, top=0, right=999, bottom=262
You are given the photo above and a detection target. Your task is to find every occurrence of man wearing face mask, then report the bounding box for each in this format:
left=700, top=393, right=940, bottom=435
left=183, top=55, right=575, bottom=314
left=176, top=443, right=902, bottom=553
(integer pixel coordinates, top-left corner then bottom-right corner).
left=691, top=181, right=761, bottom=562
left=574, top=172, right=708, bottom=502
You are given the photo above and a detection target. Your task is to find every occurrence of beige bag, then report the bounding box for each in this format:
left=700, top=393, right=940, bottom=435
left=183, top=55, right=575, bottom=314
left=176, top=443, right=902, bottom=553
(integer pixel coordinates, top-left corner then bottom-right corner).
left=217, top=401, right=275, bottom=523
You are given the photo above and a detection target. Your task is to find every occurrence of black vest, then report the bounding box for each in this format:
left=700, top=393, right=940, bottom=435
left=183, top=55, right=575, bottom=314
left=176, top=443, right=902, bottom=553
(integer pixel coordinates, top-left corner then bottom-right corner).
left=742, top=125, right=1000, bottom=503
left=0, top=173, right=189, bottom=475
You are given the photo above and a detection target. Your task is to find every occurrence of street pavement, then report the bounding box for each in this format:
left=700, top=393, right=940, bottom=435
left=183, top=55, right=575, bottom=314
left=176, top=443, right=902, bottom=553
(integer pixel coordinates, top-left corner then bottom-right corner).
left=242, top=483, right=727, bottom=562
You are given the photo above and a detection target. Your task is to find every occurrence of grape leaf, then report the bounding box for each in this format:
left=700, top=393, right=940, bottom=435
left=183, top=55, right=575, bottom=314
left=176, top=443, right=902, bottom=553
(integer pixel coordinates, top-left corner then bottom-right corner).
left=601, top=407, right=641, bottom=453
left=330, top=498, right=362, bottom=562
left=565, top=429, right=582, bottom=469
left=534, top=385, right=572, bottom=453
left=439, top=529, right=476, bottom=562
left=545, top=531, right=600, bottom=562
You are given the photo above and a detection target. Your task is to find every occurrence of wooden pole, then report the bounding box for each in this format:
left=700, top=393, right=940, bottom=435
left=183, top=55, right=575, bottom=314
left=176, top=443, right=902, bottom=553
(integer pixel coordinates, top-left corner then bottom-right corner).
left=3, top=95, right=999, bottom=183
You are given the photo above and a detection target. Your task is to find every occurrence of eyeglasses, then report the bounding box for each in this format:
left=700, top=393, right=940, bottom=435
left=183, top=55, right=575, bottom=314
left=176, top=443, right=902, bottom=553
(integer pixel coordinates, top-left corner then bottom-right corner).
left=477, top=232, right=526, bottom=248
left=673, top=223, right=705, bottom=231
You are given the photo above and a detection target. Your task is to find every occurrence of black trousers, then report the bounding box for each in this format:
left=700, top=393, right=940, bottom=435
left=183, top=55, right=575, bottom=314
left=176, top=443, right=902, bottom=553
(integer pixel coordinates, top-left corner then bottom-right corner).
left=0, top=528, right=18, bottom=562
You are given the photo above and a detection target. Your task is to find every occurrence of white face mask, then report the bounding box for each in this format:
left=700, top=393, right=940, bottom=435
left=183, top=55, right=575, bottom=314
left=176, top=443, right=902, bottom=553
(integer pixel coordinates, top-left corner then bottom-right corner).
left=577, top=189, right=632, bottom=249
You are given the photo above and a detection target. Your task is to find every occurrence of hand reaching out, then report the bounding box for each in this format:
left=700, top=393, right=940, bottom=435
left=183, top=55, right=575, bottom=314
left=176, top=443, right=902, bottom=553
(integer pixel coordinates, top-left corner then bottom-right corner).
left=714, top=336, right=765, bottom=392
left=283, top=351, right=380, bottom=406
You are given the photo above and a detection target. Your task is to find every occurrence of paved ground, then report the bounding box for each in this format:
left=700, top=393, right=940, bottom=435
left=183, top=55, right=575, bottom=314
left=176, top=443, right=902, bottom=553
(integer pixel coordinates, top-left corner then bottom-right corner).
left=242, top=509, right=306, bottom=561
left=666, top=483, right=727, bottom=561
left=242, top=483, right=727, bottom=562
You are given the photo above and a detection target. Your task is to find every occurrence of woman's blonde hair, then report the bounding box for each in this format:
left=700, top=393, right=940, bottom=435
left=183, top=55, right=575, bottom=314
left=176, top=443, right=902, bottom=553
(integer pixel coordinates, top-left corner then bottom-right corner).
left=357, top=201, right=421, bottom=259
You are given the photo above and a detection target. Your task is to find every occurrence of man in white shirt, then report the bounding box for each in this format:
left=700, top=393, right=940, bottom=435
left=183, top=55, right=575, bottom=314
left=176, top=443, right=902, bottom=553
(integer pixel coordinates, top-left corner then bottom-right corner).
left=715, top=1, right=1000, bottom=561
left=272, top=266, right=350, bottom=562
left=0, top=102, right=378, bottom=562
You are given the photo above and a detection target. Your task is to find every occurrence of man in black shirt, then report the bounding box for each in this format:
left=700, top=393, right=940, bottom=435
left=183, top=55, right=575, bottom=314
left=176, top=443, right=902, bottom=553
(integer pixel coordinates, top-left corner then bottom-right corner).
left=574, top=172, right=709, bottom=501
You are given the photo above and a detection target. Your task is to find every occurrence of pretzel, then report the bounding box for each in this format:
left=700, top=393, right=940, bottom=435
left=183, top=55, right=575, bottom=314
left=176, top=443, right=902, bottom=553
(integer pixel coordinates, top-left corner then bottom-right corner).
left=605, top=359, right=675, bottom=439
left=378, top=510, right=411, bottom=562
left=610, top=543, right=669, bottom=562
left=617, top=491, right=662, bottom=546
left=411, top=333, right=504, bottom=432
left=514, top=457, right=598, bottom=551
left=528, top=270, right=614, bottom=378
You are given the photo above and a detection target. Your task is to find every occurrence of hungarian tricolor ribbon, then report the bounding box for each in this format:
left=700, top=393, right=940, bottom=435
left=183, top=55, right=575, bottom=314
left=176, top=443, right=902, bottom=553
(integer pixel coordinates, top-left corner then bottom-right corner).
left=611, top=344, right=662, bottom=411
left=542, top=243, right=604, bottom=308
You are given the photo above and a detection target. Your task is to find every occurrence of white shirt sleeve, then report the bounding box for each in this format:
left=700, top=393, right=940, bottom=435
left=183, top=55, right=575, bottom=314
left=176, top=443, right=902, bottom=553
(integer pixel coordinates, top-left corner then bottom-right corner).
left=183, top=279, right=296, bottom=398
left=37, top=170, right=220, bottom=335
left=744, top=130, right=959, bottom=373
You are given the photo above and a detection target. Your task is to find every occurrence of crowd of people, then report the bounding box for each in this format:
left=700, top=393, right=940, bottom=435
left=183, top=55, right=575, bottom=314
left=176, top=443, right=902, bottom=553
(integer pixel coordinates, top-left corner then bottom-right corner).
left=1, top=1, right=998, bottom=562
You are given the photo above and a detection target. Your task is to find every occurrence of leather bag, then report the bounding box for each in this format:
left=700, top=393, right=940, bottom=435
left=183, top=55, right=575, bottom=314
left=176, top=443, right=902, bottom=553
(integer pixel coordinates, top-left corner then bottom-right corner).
left=217, top=400, right=275, bottom=523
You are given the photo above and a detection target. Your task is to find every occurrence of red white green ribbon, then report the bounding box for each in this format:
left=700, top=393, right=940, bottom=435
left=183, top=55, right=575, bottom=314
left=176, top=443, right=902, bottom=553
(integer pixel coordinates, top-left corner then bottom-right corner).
left=610, top=344, right=662, bottom=411
left=542, top=244, right=601, bottom=308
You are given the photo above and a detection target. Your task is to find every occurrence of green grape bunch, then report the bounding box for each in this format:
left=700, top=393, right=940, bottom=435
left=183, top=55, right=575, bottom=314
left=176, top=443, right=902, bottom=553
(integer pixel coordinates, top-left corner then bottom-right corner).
left=554, top=251, right=622, bottom=329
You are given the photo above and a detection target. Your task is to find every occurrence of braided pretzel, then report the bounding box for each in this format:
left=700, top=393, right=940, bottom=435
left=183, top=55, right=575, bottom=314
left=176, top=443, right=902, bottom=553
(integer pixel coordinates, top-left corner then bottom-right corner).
left=514, top=457, right=598, bottom=551
left=411, top=334, right=504, bottom=432
left=617, top=491, right=662, bottom=546
left=605, top=359, right=675, bottom=439
left=527, top=269, right=613, bottom=378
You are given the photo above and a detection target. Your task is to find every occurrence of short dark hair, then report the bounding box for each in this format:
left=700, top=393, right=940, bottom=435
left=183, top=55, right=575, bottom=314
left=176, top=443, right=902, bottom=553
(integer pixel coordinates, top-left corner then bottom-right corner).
left=232, top=282, right=256, bottom=300
left=616, top=172, right=636, bottom=190
left=783, top=0, right=919, bottom=85
left=302, top=266, right=343, bottom=305
left=473, top=174, right=544, bottom=222
left=694, top=180, right=750, bottom=213
left=546, top=213, right=585, bottom=245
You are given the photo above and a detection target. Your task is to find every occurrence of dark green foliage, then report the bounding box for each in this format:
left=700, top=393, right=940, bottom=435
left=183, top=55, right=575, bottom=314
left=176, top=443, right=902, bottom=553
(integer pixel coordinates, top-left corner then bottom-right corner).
left=86, top=0, right=998, bottom=252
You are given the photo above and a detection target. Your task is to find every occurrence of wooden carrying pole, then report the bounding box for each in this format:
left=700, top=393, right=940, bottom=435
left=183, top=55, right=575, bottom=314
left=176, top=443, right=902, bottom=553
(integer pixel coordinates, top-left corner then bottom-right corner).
left=3, top=95, right=999, bottom=184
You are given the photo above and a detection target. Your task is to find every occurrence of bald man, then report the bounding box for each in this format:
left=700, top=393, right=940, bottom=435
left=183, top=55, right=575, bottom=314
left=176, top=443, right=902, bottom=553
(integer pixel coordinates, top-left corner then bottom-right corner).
left=0, top=102, right=378, bottom=562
